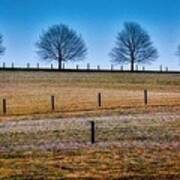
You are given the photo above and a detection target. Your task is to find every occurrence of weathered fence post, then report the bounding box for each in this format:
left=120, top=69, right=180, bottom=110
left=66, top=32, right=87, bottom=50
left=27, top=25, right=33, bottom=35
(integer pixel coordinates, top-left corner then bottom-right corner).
left=11, top=62, right=14, bottom=69
left=111, top=64, right=114, bottom=71
left=3, top=98, right=7, bottom=115
left=144, top=89, right=148, bottom=105
left=76, top=65, right=79, bottom=70
left=160, top=65, right=163, bottom=72
left=166, top=67, right=168, bottom=72
left=90, top=121, right=95, bottom=144
left=87, top=63, right=90, bottom=70
left=97, top=65, right=100, bottom=71
left=51, top=95, right=55, bottom=111
left=27, top=63, right=30, bottom=69
left=98, top=93, right=102, bottom=107
left=142, top=66, right=145, bottom=71
left=62, top=63, right=65, bottom=69
left=37, top=63, right=39, bottom=69
left=3, top=62, right=5, bottom=68
left=121, top=66, right=123, bottom=71
left=136, top=65, right=138, bottom=71
left=51, top=64, right=53, bottom=69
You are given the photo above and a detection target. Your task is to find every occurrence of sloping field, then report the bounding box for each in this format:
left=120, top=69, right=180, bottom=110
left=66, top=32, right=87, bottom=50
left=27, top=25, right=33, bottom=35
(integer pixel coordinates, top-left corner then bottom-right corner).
left=0, top=71, right=180, bottom=178
left=0, top=112, right=179, bottom=178
left=0, top=71, right=180, bottom=116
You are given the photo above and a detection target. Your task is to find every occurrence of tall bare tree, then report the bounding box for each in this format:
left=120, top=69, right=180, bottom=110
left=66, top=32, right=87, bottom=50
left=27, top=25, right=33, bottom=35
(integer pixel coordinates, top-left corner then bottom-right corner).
left=110, top=22, right=158, bottom=71
left=0, top=33, right=5, bottom=57
left=36, top=24, right=87, bottom=69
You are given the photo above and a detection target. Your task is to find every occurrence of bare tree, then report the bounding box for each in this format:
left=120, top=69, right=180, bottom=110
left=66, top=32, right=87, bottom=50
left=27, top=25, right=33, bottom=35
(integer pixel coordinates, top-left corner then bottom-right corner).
left=110, top=22, right=158, bottom=71
left=0, top=33, right=5, bottom=57
left=36, top=24, right=87, bottom=69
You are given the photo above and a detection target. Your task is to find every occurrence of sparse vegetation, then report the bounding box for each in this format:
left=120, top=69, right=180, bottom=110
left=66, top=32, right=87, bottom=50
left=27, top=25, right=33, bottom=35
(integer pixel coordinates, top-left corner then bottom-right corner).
left=0, top=71, right=180, bottom=178
left=0, top=71, right=180, bottom=117
left=0, top=113, right=179, bottom=178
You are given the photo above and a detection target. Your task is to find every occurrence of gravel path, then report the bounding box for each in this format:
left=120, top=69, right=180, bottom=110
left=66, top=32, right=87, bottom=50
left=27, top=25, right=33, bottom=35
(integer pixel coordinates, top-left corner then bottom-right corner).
left=0, top=112, right=180, bottom=134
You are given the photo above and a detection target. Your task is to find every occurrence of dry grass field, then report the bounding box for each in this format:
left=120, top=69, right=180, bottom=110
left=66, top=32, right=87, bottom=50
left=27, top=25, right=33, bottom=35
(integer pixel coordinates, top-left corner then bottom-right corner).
left=0, top=71, right=180, bottom=117
left=0, top=71, right=180, bottom=179
left=0, top=113, right=180, bottom=179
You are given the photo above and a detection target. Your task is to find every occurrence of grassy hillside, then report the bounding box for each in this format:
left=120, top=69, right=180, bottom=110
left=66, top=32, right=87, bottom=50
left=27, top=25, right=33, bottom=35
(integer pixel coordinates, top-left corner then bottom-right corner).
left=1, top=71, right=180, bottom=89
left=0, top=71, right=179, bottom=179
left=0, top=71, right=180, bottom=116
left=0, top=113, right=179, bottom=178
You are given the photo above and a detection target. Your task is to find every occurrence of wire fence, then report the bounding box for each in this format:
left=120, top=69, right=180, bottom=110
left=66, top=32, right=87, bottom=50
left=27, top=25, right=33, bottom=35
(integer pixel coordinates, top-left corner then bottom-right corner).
left=0, top=62, right=177, bottom=73
left=0, top=90, right=180, bottom=116
left=0, top=114, right=178, bottom=149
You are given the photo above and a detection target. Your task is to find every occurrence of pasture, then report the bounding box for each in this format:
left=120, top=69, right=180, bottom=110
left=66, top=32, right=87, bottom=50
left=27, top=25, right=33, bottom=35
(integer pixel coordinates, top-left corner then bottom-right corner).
left=0, top=71, right=180, bottom=117
left=0, top=71, right=180, bottom=179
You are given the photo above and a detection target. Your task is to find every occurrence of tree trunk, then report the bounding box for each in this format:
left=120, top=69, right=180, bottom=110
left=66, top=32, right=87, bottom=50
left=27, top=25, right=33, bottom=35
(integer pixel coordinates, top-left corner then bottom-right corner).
left=58, top=56, right=62, bottom=70
left=131, top=52, right=135, bottom=72
left=130, top=58, right=135, bottom=72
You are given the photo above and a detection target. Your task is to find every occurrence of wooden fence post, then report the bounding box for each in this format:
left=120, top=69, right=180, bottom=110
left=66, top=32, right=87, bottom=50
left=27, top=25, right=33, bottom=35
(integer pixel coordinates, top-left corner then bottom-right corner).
left=37, top=63, right=39, bottom=69
left=12, top=62, right=14, bottom=69
left=87, top=63, right=90, bottom=70
left=27, top=63, right=30, bottom=69
left=121, top=66, right=123, bottom=71
left=136, top=65, right=138, bottom=71
left=98, top=93, right=102, bottom=107
left=63, top=63, right=65, bottom=69
left=51, top=64, right=53, bottom=69
left=111, top=64, right=113, bottom=71
left=76, top=65, right=79, bottom=70
left=142, top=66, right=145, bottom=71
left=3, top=98, right=6, bottom=115
left=3, top=62, right=5, bottom=68
left=166, top=67, right=168, bottom=72
left=97, top=65, right=100, bottom=70
left=51, top=96, right=55, bottom=111
left=90, top=121, right=95, bottom=144
left=160, top=65, right=163, bottom=72
left=144, top=90, right=148, bottom=105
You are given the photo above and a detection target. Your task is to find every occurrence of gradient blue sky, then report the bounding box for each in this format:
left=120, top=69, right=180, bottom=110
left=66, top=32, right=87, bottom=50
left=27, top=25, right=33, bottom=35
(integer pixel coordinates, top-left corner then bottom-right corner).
left=0, top=0, right=180, bottom=69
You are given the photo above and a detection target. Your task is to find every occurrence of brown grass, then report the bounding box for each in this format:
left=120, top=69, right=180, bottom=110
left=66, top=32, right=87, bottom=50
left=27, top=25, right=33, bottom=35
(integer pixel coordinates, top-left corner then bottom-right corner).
left=0, top=71, right=180, bottom=178
left=0, top=71, right=180, bottom=117
left=0, top=114, right=179, bottom=178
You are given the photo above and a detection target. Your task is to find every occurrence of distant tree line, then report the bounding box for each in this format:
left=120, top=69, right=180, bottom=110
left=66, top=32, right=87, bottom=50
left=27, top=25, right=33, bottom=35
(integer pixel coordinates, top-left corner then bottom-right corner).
left=0, top=22, right=180, bottom=71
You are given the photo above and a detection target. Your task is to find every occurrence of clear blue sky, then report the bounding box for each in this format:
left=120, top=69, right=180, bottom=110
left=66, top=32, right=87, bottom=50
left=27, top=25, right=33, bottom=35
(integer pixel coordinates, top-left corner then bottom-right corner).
left=0, top=0, right=180, bottom=70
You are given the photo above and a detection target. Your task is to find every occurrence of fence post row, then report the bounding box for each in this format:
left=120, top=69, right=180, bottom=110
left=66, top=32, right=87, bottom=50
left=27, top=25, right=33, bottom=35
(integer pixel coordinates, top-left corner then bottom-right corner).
left=90, top=121, right=95, bottom=144
left=3, top=98, right=6, bottom=115
left=51, top=95, right=55, bottom=111
left=144, top=89, right=148, bottom=105
left=98, top=93, right=102, bottom=107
